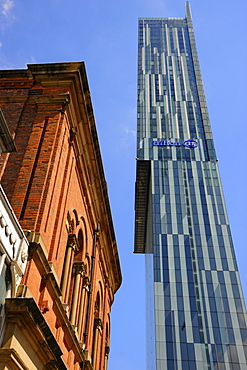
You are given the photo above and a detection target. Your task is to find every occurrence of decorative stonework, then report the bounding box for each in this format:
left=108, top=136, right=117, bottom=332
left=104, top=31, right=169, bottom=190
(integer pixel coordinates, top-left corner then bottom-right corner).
left=82, top=276, right=90, bottom=290
left=105, top=346, right=110, bottom=357
left=67, top=234, right=80, bottom=253
left=94, top=318, right=102, bottom=331
left=73, top=262, right=86, bottom=276
left=10, top=261, right=23, bottom=298
left=0, top=185, right=29, bottom=294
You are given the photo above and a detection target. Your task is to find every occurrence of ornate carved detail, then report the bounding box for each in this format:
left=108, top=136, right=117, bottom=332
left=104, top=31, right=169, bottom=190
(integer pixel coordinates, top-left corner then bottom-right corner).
left=68, top=219, right=74, bottom=233
left=104, top=275, right=109, bottom=287
left=73, top=262, right=85, bottom=276
left=5, top=225, right=10, bottom=236
left=67, top=234, right=79, bottom=253
left=67, top=240, right=76, bottom=251
left=21, top=246, right=28, bottom=263
left=82, top=276, right=90, bottom=290
left=0, top=213, right=6, bottom=228
left=94, top=318, right=102, bottom=331
left=105, top=346, right=110, bottom=357
left=10, top=261, right=23, bottom=298
left=9, top=233, right=16, bottom=245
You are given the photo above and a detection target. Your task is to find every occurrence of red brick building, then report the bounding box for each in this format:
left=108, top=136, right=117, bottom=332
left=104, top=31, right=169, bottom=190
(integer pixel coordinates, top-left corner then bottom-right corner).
left=0, top=62, right=122, bottom=370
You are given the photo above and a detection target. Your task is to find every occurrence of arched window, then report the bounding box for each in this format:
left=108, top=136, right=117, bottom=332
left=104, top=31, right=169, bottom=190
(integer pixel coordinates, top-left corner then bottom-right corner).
left=80, top=216, right=88, bottom=255
left=61, top=215, right=93, bottom=343
left=94, top=291, right=100, bottom=319
left=60, top=234, right=79, bottom=304
left=92, top=291, right=102, bottom=368
left=72, top=209, right=80, bottom=227
left=104, top=322, right=110, bottom=370
left=77, top=229, right=83, bottom=256
left=77, top=273, right=90, bottom=340
left=69, top=227, right=88, bottom=328
left=69, top=261, right=86, bottom=325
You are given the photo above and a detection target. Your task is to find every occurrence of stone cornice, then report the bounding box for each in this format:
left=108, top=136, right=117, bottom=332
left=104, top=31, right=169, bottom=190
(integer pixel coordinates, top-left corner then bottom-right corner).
left=0, top=348, right=29, bottom=370
left=4, top=298, right=68, bottom=369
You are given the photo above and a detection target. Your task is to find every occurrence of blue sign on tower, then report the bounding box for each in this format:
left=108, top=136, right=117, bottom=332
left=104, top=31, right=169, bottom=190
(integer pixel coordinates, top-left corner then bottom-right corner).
left=152, top=139, right=199, bottom=148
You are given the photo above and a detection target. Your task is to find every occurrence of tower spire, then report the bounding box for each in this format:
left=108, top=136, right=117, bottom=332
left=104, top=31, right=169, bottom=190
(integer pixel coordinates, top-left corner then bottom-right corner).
left=185, top=1, right=192, bottom=26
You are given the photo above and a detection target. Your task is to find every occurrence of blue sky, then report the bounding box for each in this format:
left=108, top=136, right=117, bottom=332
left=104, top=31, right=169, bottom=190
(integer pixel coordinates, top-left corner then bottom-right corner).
left=0, top=1, right=246, bottom=369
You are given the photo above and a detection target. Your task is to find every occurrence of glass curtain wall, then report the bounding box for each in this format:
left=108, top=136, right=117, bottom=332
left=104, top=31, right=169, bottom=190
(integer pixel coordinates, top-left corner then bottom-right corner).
left=135, top=3, right=247, bottom=370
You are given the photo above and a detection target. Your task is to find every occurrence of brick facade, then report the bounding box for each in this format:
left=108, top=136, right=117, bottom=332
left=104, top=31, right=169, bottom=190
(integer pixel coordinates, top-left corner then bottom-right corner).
left=0, top=62, right=121, bottom=370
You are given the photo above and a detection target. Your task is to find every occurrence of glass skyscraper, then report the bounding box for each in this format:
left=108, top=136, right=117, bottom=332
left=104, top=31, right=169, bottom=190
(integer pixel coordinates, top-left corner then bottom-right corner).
left=134, top=2, right=247, bottom=369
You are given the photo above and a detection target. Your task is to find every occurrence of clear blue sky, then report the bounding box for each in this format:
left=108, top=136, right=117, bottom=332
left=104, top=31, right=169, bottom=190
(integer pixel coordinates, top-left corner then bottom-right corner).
left=0, top=1, right=246, bottom=369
